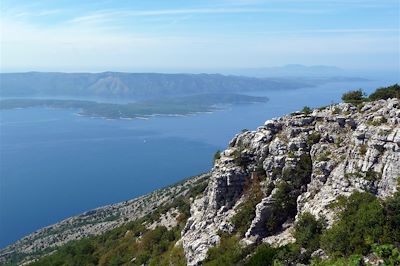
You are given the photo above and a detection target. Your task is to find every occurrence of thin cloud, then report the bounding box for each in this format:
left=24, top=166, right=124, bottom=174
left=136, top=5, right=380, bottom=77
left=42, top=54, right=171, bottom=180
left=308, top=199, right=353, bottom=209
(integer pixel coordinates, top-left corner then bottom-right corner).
left=3, top=8, right=61, bottom=18
left=67, top=7, right=325, bottom=24
left=261, top=28, right=400, bottom=35
left=1, top=0, right=398, bottom=71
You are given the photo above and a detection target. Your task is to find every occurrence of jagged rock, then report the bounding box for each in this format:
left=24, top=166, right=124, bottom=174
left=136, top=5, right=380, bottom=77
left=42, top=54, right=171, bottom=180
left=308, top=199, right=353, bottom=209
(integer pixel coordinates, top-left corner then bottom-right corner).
left=311, top=249, right=328, bottom=259
left=181, top=99, right=400, bottom=265
left=245, top=195, right=276, bottom=240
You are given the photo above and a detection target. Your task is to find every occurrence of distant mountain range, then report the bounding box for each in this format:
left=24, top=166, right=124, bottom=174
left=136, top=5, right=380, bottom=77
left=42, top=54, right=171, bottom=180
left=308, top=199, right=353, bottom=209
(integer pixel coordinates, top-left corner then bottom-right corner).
left=226, top=64, right=347, bottom=78
left=0, top=71, right=364, bottom=99
left=0, top=72, right=306, bottom=99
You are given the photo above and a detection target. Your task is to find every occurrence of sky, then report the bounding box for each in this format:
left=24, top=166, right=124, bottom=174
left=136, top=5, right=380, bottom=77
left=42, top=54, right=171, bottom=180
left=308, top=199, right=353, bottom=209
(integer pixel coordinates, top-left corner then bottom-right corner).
left=0, top=0, right=399, bottom=72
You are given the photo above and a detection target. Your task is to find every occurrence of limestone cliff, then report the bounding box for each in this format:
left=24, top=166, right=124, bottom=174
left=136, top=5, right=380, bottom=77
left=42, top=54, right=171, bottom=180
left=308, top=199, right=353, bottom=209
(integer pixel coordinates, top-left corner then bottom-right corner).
left=181, top=98, right=400, bottom=265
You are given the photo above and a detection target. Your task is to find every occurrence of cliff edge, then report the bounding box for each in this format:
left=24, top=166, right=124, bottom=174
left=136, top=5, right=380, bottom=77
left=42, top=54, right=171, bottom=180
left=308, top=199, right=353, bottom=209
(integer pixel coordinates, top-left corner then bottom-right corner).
left=182, top=98, right=399, bottom=265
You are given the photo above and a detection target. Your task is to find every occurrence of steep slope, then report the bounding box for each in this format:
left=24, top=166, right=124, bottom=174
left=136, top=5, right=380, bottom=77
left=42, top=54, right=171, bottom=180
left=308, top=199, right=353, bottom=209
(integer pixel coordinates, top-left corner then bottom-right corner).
left=182, top=98, right=400, bottom=265
left=0, top=174, right=209, bottom=265
left=1, top=95, right=399, bottom=266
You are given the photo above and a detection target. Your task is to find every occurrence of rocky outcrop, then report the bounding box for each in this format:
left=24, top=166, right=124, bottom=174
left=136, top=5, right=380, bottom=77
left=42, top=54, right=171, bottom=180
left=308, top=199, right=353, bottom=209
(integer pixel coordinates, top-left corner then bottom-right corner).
left=181, top=98, right=400, bottom=265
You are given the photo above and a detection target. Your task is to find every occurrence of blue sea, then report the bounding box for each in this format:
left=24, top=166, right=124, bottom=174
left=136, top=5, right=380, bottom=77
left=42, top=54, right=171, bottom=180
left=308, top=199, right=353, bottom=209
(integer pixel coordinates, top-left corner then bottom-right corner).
left=0, top=77, right=397, bottom=247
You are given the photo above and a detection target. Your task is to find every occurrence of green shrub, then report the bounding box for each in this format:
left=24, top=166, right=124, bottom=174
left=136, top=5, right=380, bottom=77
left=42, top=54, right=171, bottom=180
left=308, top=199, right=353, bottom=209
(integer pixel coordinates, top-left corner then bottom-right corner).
left=320, top=192, right=386, bottom=256
left=204, top=235, right=244, bottom=266
left=294, top=212, right=324, bottom=252
left=302, top=106, right=312, bottom=115
left=245, top=243, right=306, bottom=266
left=265, top=181, right=297, bottom=233
left=245, top=244, right=277, bottom=266
left=367, top=116, right=388, bottom=126
left=364, top=170, right=381, bottom=181
left=316, top=151, right=331, bottom=162
left=372, top=244, right=400, bottom=265
left=232, top=147, right=248, bottom=166
left=273, top=244, right=308, bottom=265
left=213, top=150, right=221, bottom=163
left=310, top=255, right=363, bottom=266
left=307, top=132, right=321, bottom=146
left=341, top=84, right=399, bottom=106
left=29, top=238, right=98, bottom=266
left=368, top=84, right=400, bottom=101
left=187, top=181, right=208, bottom=199
left=332, top=107, right=341, bottom=114
left=265, top=183, right=285, bottom=232
left=341, top=89, right=365, bottom=105
left=383, top=189, right=400, bottom=243
left=282, top=153, right=312, bottom=187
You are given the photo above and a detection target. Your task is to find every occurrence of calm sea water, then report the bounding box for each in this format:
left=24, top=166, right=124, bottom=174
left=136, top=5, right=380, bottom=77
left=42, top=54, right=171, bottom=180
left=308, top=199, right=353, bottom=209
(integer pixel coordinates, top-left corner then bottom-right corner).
left=0, top=78, right=397, bottom=247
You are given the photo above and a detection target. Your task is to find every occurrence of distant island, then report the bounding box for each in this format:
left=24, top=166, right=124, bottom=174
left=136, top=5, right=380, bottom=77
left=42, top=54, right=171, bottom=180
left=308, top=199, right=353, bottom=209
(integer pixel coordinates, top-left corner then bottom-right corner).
left=0, top=93, right=268, bottom=119
left=0, top=72, right=366, bottom=99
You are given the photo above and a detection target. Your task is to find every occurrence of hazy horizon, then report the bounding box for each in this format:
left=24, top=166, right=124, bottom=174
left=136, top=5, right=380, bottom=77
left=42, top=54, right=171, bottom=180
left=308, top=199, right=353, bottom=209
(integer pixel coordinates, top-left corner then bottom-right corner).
left=1, top=65, right=399, bottom=76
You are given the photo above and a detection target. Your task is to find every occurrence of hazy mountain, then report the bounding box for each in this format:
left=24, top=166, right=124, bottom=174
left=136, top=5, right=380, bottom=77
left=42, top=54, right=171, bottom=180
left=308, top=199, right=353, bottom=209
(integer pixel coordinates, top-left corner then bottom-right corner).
left=228, top=64, right=347, bottom=78
left=0, top=72, right=311, bottom=99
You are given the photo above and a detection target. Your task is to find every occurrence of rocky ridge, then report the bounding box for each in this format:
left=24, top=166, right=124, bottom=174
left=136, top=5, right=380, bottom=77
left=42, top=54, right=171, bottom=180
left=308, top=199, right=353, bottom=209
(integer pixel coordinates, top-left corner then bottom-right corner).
left=181, top=98, right=400, bottom=265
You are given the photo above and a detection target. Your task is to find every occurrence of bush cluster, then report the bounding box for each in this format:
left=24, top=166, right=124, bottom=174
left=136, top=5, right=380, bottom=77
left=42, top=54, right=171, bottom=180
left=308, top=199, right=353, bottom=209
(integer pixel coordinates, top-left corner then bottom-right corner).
left=319, top=190, right=400, bottom=260
left=293, top=212, right=324, bottom=252
left=341, top=84, right=399, bottom=105
left=369, top=84, right=400, bottom=100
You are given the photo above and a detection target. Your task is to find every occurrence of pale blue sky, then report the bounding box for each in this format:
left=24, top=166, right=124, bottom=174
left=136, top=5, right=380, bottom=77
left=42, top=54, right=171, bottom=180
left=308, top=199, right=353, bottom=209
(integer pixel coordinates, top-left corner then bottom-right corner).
left=0, top=0, right=399, bottom=72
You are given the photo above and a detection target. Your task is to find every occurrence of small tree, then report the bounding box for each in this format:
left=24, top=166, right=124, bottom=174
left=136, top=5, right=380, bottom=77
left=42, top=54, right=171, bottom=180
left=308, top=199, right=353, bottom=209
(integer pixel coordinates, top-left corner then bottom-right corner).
left=341, top=89, right=365, bottom=105
left=294, top=212, right=324, bottom=252
left=301, top=106, right=312, bottom=115
left=213, top=150, right=221, bottom=163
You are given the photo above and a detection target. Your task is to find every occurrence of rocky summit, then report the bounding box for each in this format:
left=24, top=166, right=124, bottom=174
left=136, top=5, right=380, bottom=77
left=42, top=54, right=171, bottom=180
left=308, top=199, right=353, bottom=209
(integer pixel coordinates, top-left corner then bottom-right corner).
left=1, top=96, right=399, bottom=266
left=181, top=98, right=399, bottom=265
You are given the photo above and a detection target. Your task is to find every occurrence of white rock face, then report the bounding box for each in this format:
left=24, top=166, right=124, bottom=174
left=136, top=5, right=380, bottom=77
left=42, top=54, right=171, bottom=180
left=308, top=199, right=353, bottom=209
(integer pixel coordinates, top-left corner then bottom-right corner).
left=181, top=99, right=400, bottom=265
